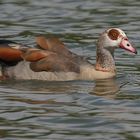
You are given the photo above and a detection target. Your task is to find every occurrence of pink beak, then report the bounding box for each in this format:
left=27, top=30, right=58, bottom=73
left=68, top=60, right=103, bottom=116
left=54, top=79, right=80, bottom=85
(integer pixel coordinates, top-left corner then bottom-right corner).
left=119, top=38, right=137, bottom=54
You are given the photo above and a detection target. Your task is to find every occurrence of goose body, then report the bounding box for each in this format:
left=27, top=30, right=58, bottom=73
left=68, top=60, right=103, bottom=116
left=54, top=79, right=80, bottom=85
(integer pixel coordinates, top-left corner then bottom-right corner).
left=5, top=61, right=115, bottom=81
left=0, top=28, right=137, bottom=81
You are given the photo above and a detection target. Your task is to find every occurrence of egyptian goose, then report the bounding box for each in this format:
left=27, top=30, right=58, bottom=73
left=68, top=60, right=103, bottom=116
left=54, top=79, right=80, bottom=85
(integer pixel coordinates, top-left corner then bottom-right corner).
left=0, top=28, right=137, bottom=81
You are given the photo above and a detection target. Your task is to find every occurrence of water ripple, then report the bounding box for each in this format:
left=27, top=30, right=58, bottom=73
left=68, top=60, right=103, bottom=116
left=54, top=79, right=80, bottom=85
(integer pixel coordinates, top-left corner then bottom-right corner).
left=0, top=0, right=140, bottom=140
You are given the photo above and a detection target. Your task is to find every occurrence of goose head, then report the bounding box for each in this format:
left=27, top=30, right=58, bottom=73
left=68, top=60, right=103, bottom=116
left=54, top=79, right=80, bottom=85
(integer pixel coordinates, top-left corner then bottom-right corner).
left=98, top=28, right=137, bottom=54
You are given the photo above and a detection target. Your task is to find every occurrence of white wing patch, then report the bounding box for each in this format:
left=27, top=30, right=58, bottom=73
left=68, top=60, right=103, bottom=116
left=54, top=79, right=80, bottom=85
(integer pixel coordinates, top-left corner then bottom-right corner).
left=8, top=43, right=21, bottom=49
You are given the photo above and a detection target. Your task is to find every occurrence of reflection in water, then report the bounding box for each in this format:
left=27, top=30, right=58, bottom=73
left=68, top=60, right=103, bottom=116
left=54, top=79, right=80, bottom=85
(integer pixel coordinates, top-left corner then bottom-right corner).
left=1, top=77, right=121, bottom=99
left=90, top=78, right=120, bottom=97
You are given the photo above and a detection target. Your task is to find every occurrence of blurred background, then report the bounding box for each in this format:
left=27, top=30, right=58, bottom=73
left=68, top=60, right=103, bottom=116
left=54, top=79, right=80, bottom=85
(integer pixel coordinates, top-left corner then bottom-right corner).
left=0, top=0, right=140, bottom=140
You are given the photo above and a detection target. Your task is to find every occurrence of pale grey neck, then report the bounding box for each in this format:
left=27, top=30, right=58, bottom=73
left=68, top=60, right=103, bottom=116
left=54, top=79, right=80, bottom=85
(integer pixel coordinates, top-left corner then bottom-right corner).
left=95, top=42, right=116, bottom=72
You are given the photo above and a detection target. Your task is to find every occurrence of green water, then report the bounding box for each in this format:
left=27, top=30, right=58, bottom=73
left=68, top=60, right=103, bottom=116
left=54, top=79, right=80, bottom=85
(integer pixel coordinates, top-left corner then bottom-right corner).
left=0, top=0, right=140, bottom=140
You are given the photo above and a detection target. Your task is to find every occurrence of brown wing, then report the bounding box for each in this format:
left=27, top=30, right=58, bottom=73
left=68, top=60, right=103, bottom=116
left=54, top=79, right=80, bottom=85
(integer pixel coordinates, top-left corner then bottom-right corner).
left=30, top=54, right=80, bottom=73
left=36, top=36, right=76, bottom=57
left=36, top=36, right=85, bottom=62
left=21, top=36, right=87, bottom=73
left=20, top=48, right=50, bottom=62
left=21, top=48, right=80, bottom=73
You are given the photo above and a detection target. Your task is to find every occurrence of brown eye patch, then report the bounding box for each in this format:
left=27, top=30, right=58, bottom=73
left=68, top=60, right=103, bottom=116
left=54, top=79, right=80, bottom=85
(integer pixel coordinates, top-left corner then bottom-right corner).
left=108, top=29, right=120, bottom=40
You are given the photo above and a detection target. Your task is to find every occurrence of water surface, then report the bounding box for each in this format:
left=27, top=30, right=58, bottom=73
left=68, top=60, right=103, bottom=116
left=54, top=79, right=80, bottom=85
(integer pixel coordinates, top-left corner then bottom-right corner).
left=0, top=0, right=140, bottom=140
